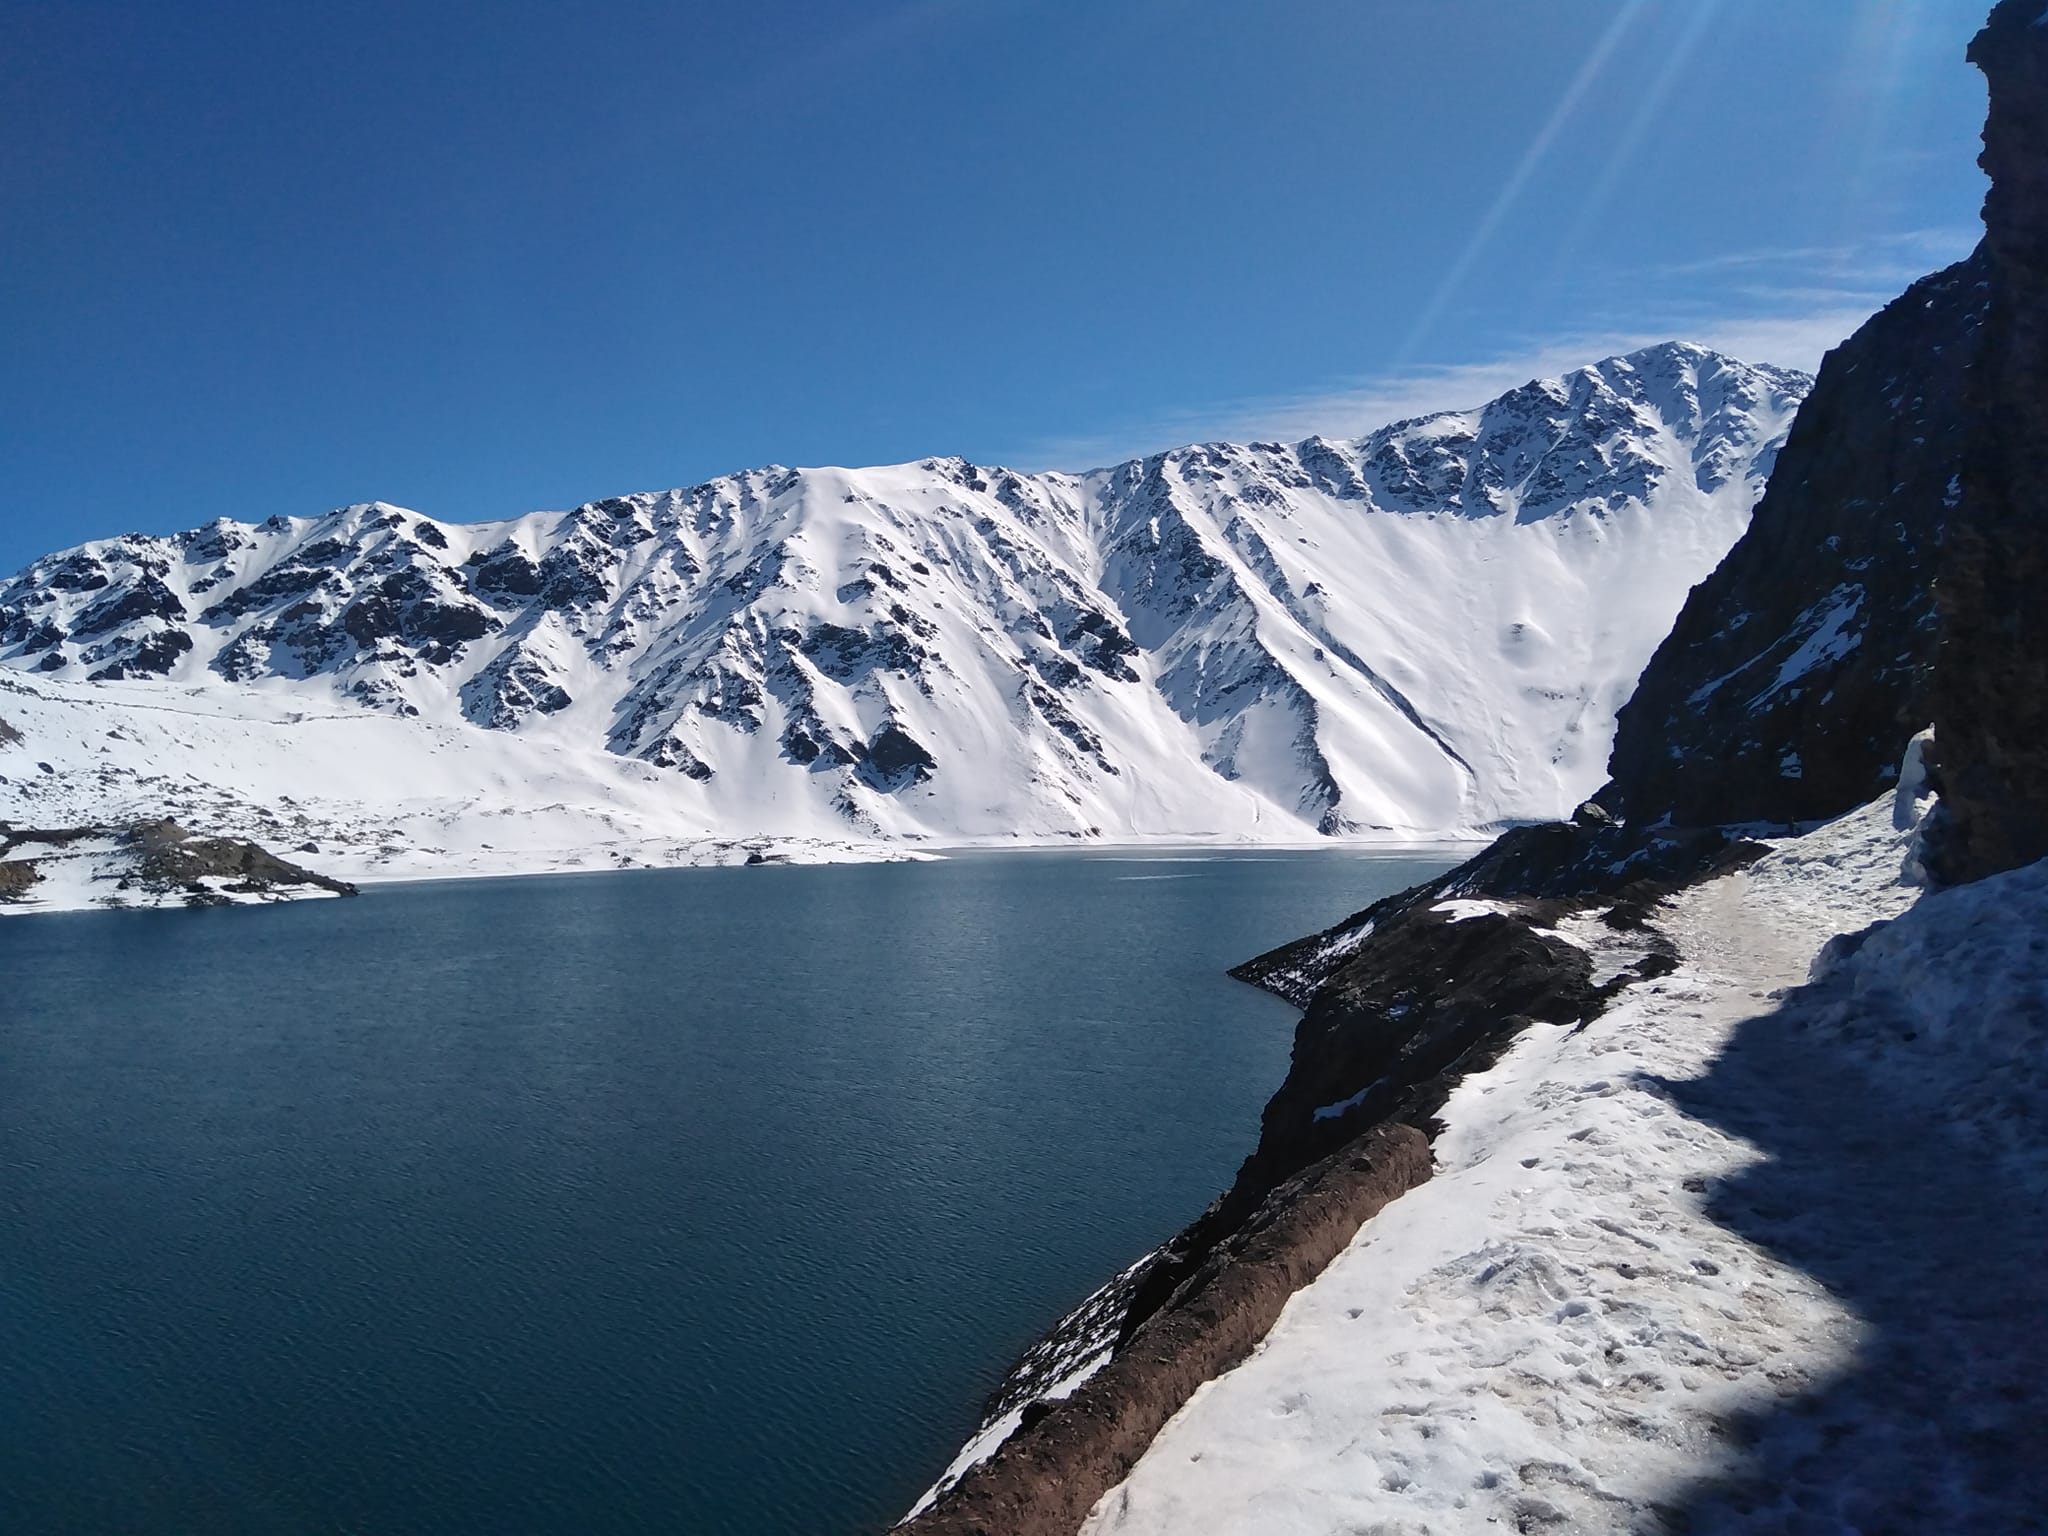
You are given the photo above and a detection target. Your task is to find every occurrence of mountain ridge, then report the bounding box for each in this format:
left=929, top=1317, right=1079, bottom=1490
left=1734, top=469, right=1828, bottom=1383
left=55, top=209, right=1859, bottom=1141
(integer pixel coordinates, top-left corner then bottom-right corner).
left=0, top=342, right=1809, bottom=874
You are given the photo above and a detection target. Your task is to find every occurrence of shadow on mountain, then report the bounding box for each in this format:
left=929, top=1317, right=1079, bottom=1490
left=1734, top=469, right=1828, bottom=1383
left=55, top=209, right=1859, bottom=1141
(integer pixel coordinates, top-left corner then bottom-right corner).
left=1648, top=980, right=2048, bottom=1534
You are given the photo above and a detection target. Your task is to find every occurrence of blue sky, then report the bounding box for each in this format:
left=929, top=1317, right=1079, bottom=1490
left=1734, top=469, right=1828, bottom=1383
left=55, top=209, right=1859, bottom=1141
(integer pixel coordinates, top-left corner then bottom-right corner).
left=2, top=0, right=1992, bottom=573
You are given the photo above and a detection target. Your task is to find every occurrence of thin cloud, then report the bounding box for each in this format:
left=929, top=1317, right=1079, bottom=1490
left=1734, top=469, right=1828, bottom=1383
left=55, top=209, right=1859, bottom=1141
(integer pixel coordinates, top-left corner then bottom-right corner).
left=1012, top=223, right=1984, bottom=474
left=1015, top=307, right=1882, bottom=475
left=1655, top=227, right=1978, bottom=279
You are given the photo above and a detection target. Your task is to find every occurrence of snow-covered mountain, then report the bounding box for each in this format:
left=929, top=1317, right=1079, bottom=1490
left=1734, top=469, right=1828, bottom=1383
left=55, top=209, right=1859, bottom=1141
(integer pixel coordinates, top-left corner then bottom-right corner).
left=0, top=343, right=1807, bottom=871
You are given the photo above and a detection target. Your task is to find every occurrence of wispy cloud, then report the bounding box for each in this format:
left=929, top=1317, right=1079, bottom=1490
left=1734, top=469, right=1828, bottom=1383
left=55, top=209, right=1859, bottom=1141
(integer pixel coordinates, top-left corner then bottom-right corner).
left=1013, top=226, right=1983, bottom=474
left=1017, top=307, right=1876, bottom=474
left=1653, top=227, right=1976, bottom=282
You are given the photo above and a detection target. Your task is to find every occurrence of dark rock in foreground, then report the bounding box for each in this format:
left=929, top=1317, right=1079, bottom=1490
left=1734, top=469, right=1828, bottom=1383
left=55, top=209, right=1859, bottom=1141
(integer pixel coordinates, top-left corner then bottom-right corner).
left=1929, top=0, right=2048, bottom=881
left=1603, top=252, right=1986, bottom=829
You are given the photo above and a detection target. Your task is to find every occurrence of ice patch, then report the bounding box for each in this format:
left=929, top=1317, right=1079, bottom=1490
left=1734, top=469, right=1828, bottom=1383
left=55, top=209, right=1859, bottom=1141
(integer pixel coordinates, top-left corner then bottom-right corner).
left=1750, top=585, right=1864, bottom=706
left=1431, top=897, right=1512, bottom=923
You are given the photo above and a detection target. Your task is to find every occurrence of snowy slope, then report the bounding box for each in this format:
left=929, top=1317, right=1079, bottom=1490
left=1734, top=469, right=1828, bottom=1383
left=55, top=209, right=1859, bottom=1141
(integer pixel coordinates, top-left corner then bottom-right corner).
left=0, top=344, right=1806, bottom=862
left=1075, top=776, right=2048, bottom=1533
left=0, top=671, right=922, bottom=883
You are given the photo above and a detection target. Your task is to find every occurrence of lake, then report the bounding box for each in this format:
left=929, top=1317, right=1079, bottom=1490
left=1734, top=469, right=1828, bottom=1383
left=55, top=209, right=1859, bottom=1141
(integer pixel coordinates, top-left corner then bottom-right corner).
left=0, top=848, right=1457, bottom=1534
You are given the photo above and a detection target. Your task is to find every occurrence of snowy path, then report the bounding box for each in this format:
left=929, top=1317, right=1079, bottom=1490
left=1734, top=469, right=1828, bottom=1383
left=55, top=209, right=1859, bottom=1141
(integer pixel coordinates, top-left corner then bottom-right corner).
left=1079, top=794, right=2048, bottom=1534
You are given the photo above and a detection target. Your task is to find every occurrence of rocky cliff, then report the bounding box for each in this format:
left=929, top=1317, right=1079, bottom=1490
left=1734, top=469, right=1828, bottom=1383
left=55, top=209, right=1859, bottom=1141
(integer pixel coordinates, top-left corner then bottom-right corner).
left=1604, top=256, right=1986, bottom=827
left=1930, top=0, right=2048, bottom=881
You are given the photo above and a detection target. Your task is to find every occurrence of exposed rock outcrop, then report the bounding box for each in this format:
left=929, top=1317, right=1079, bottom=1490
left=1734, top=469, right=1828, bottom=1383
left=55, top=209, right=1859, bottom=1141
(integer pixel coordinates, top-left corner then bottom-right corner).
left=1928, top=0, right=2048, bottom=881
left=0, top=817, right=358, bottom=911
left=121, top=818, right=359, bottom=901
left=1603, top=253, right=1986, bottom=827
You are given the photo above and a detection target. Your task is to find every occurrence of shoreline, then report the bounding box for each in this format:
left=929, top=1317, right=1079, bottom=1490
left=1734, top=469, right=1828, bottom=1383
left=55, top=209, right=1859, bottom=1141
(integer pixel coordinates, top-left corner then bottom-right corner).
left=0, top=828, right=1477, bottom=917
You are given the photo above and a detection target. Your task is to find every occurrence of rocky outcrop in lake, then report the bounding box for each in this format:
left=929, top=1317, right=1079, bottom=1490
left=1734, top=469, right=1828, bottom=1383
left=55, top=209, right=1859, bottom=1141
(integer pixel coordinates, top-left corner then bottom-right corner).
left=0, top=818, right=358, bottom=912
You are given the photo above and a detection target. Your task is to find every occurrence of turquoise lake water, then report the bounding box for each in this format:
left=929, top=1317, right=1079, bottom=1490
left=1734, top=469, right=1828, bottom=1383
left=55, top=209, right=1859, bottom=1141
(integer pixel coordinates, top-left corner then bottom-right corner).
left=0, top=848, right=1456, bottom=1534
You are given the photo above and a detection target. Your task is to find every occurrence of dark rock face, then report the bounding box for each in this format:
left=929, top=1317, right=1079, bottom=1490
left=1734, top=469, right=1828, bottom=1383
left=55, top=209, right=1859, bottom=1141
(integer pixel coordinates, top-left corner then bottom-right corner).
left=465, top=543, right=543, bottom=599
left=860, top=721, right=936, bottom=790
left=86, top=627, right=194, bottom=681
left=1928, top=1, right=2048, bottom=882
left=44, top=554, right=109, bottom=592
left=0, top=714, right=19, bottom=747
left=1062, top=609, right=1140, bottom=682
left=799, top=620, right=927, bottom=683
left=1604, top=253, right=1988, bottom=828
left=200, top=561, right=334, bottom=621
left=460, top=648, right=573, bottom=730
left=73, top=575, right=187, bottom=637
left=781, top=721, right=855, bottom=769
left=1247, top=911, right=1597, bottom=1180
left=646, top=737, right=714, bottom=779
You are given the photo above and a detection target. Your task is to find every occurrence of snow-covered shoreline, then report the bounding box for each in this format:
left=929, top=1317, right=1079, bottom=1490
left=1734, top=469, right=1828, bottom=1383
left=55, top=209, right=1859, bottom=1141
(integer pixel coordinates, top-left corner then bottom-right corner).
left=0, top=663, right=1500, bottom=918
left=1070, top=787, right=2048, bottom=1532
left=0, top=834, right=1474, bottom=918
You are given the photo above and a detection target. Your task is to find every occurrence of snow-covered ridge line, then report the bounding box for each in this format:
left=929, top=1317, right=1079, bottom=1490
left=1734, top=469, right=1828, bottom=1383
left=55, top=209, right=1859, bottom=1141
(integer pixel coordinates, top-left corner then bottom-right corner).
left=0, top=343, right=1808, bottom=858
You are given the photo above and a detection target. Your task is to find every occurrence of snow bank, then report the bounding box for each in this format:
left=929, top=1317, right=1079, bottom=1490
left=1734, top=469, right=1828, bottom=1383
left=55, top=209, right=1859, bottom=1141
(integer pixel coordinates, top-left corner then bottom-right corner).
left=1080, top=784, right=2045, bottom=1532
left=1807, top=855, right=2048, bottom=1196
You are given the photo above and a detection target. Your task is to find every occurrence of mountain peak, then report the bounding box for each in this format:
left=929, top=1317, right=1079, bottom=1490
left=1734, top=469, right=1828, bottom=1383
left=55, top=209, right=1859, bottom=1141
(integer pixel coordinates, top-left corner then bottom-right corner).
left=0, top=345, right=1811, bottom=860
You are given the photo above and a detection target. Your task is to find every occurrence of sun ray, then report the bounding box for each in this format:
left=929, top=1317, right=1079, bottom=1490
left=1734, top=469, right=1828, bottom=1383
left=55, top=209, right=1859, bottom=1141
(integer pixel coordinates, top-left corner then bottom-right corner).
left=1394, top=0, right=1649, bottom=369
left=1535, top=0, right=1728, bottom=306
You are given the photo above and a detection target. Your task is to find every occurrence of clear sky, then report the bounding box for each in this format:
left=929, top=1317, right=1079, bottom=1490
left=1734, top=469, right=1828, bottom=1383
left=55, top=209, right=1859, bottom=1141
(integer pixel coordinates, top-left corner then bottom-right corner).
left=1, top=0, right=1993, bottom=574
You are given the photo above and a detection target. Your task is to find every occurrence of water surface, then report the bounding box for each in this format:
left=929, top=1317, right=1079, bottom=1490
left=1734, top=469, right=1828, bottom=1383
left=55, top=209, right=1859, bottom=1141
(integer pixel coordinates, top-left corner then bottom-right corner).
left=0, top=848, right=1457, bottom=1534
